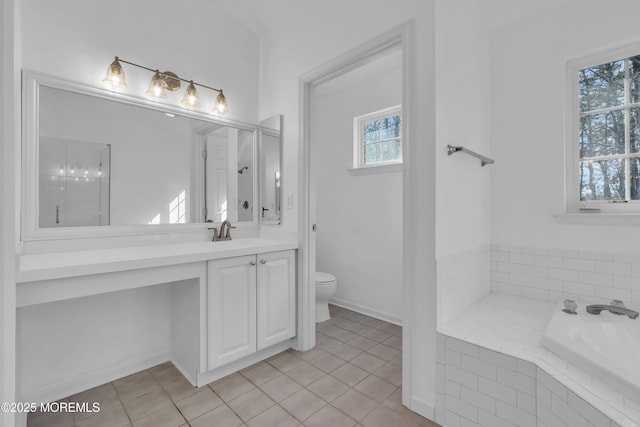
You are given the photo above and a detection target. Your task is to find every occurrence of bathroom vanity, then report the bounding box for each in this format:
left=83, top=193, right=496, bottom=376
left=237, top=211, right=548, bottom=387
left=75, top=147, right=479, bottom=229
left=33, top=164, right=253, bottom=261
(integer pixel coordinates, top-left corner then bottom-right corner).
left=15, top=70, right=296, bottom=406
left=16, top=239, right=298, bottom=404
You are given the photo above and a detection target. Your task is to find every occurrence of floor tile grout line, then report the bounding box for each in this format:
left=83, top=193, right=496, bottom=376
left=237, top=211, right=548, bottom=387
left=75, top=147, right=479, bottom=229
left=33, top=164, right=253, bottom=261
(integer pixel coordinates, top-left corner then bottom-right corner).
left=114, top=368, right=189, bottom=427
left=29, top=305, right=432, bottom=427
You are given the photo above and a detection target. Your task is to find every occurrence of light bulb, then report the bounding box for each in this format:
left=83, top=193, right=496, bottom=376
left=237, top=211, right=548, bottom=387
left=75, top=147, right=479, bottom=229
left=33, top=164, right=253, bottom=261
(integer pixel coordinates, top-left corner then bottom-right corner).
left=145, top=71, right=168, bottom=99
left=213, top=90, right=228, bottom=114
left=84, top=168, right=88, bottom=175
left=102, top=57, right=127, bottom=89
left=181, top=81, right=201, bottom=108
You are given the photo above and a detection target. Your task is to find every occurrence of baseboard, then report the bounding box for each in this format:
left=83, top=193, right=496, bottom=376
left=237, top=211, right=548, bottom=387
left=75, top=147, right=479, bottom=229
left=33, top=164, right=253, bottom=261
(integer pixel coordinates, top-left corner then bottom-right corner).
left=410, top=395, right=436, bottom=421
left=19, top=351, right=171, bottom=404
left=196, top=340, right=291, bottom=386
left=172, top=358, right=197, bottom=387
left=329, top=297, right=403, bottom=325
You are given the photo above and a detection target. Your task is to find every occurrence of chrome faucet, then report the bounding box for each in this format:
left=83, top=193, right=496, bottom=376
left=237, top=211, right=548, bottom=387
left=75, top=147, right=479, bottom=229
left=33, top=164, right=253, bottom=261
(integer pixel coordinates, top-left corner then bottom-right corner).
left=207, top=220, right=236, bottom=241
left=586, top=300, right=639, bottom=319
left=217, top=220, right=235, bottom=241
left=207, top=227, right=219, bottom=241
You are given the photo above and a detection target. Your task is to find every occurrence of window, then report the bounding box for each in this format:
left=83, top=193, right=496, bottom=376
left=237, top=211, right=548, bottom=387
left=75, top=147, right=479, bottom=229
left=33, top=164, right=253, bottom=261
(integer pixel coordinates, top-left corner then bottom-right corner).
left=353, top=106, right=402, bottom=169
left=567, top=49, right=640, bottom=212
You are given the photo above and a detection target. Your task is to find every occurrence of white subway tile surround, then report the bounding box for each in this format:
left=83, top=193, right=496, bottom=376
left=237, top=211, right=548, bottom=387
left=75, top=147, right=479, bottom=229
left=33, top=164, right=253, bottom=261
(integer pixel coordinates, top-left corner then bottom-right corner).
left=436, top=293, right=639, bottom=427
left=437, top=246, right=491, bottom=327
left=490, top=244, right=640, bottom=305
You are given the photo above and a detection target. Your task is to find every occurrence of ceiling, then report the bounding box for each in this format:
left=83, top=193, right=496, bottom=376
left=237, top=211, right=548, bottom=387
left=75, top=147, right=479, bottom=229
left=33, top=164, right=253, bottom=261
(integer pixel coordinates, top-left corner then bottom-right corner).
left=212, top=0, right=315, bottom=36
left=213, top=0, right=572, bottom=36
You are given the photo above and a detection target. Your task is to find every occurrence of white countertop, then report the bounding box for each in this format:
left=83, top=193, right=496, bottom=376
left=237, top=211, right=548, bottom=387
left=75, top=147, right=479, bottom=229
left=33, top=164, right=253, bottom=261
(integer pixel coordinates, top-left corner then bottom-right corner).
left=439, top=293, right=640, bottom=427
left=17, top=238, right=298, bottom=283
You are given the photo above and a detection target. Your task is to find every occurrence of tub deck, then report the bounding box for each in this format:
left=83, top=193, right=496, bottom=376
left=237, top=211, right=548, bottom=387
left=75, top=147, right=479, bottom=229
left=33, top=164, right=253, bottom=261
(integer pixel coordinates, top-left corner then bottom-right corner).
left=438, top=292, right=640, bottom=426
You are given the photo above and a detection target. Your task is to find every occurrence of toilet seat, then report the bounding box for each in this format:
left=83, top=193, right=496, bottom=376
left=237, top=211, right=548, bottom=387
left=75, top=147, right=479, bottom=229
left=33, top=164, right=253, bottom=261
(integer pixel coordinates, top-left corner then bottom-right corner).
left=315, top=272, right=337, bottom=323
left=316, top=272, right=336, bottom=284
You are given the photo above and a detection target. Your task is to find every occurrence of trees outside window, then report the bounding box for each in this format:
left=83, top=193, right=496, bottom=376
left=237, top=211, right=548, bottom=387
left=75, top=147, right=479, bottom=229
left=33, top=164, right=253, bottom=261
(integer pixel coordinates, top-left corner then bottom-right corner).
left=578, top=55, right=640, bottom=203
left=354, top=106, right=402, bottom=168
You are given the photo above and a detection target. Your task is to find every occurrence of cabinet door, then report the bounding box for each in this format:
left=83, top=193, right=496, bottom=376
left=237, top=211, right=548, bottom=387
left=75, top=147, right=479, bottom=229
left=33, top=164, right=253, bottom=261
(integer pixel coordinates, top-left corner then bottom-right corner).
left=257, top=250, right=296, bottom=350
left=207, top=255, right=257, bottom=370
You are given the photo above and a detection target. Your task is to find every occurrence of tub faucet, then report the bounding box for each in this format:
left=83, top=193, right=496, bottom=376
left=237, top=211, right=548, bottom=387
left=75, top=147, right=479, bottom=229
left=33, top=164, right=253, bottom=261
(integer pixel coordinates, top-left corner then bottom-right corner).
left=562, top=299, right=578, bottom=315
left=586, top=300, right=639, bottom=319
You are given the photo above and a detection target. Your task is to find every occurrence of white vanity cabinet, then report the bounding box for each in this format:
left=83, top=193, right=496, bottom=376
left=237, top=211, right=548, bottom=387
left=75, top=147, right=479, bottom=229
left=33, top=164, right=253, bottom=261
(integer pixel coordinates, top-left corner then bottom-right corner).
left=207, top=255, right=257, bottom=370
left=256, top=250, right=296, bottom=350
left=16, top=239, right=298, bottom=402
left=207, top=250, right=296, bottom=371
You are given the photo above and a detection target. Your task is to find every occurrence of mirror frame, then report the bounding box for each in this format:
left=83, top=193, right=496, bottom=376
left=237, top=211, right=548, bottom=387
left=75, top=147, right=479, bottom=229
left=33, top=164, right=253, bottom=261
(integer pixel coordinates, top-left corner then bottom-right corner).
left=22, top=70, right=259, bottom=241
left=259, top=114, right=283, bottom=225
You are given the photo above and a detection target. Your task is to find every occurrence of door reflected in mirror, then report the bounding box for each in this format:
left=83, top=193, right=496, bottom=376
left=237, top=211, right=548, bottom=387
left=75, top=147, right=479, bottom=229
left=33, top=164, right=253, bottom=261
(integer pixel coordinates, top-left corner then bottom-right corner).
left=204, top=126, right=255, bottom=223
left=260, top=115, right=282, bottom=225
left=28, top=75, right=258, bottom=235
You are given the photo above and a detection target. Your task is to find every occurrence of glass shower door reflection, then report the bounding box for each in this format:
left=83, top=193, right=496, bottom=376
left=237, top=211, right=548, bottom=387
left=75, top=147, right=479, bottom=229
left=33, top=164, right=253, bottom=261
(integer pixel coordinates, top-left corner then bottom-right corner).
left=39, top=137, right=111, bottom=228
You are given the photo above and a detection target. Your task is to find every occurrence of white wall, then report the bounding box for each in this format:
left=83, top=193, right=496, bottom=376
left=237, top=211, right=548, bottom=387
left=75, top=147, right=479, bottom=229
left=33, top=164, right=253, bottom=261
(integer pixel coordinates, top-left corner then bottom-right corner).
left=1, top=0, right=19, bottom=424
left=258, top=0, right=437, bottom=415
left=21, top=0, right=259, bottom=124
left=434, top=0, right=492, bottom=325
left=313, top=64, right=403, bottom=323
left=16, top=285, right=173, bottom=401
left=490, top=0, right=640, bottom=253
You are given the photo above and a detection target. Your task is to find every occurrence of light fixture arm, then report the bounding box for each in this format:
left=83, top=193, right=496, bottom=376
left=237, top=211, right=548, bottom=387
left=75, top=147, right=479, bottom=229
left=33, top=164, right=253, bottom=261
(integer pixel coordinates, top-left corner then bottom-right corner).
left=116, top=57, right=223, bottom=93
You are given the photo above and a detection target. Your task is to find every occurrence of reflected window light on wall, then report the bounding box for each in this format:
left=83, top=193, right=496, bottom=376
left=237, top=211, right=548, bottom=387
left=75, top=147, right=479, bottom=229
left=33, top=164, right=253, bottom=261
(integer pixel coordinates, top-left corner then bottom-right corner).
left=169, top=190, right=186, bottom=224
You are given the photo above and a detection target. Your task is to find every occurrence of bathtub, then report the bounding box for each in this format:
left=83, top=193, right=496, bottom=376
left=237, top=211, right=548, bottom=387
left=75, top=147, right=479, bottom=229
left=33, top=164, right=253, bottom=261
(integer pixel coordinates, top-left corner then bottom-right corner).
left=541, top=300, right=640, bottom=401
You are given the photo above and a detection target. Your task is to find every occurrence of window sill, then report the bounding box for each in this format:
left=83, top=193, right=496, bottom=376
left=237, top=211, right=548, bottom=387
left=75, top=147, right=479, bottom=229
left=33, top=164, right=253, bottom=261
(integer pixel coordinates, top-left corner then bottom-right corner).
left=348, top=163, right=402, bottom=176
left=554, top=213, right=640, bottom=226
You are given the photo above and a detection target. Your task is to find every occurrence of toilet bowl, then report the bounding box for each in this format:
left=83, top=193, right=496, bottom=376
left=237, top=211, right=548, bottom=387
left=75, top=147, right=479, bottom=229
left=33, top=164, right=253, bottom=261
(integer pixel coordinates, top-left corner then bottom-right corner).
left=315, top=272, right=337, bottom=323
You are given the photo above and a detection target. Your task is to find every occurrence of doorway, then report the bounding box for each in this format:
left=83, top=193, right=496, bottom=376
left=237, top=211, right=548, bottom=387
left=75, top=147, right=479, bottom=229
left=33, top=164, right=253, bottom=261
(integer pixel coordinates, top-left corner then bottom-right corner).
left=298, top=23, right=415, bottom=411
left=311, top=48, right=403, bottom=324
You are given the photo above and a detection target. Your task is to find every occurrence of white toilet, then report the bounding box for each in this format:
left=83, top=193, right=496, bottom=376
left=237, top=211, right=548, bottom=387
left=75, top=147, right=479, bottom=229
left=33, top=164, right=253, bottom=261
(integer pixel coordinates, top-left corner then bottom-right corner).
left=315, top=272, right=337, bottom=323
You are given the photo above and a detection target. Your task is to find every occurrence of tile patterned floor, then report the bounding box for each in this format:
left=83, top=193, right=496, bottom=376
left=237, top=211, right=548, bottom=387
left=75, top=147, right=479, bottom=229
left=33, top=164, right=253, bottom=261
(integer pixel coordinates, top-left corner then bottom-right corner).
left=28, top=305, right=440, bottom=427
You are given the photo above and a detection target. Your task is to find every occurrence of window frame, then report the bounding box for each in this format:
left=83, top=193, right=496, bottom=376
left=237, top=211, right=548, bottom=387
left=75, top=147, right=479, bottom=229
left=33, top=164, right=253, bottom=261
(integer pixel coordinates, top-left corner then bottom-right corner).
left=566, top=43, right=640, bottom=213
left=353, top=105, right=402, bottom=170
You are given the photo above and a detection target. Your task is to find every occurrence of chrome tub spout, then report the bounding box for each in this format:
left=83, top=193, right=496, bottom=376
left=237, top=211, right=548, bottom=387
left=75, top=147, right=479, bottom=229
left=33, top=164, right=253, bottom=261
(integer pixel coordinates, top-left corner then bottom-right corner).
left=586, top=301, right=639, bottom=319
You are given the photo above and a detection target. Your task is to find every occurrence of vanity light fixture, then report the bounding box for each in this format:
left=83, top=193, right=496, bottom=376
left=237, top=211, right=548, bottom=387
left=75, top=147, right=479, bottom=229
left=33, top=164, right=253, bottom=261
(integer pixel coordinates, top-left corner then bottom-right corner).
left=181, top=81, right=201, bottom=108
left=102, top=56, right=228, bottom=114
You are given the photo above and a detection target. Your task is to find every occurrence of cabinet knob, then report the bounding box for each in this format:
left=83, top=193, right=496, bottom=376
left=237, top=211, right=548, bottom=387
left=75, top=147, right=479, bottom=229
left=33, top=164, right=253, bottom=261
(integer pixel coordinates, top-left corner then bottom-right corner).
left=250, top=261, right=256, bottom=266
left=260, top=259, right=267, bottom=264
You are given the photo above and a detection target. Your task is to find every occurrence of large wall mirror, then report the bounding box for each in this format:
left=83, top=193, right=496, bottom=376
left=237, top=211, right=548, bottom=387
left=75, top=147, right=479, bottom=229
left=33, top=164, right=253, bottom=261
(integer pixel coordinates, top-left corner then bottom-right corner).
left=23, top=71, right=258, bottom=240
left=259, top=115, right=282, bottom=225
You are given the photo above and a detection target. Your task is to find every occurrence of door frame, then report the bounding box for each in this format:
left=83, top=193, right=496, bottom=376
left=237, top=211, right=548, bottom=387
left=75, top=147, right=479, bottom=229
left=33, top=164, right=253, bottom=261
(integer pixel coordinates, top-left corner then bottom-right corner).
left=297, top=21, right=416, bottom=409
